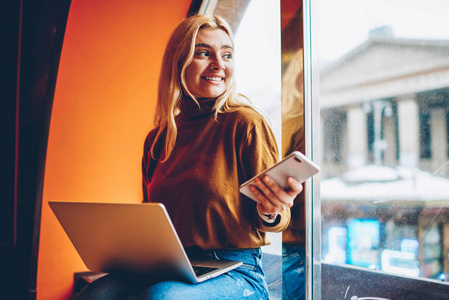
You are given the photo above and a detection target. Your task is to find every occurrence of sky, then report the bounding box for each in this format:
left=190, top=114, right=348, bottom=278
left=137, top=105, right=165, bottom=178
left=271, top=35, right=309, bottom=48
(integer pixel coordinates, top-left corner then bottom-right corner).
left=234, top=0, right=449, bottom=91
left=318, top=0, right=449, bottom=62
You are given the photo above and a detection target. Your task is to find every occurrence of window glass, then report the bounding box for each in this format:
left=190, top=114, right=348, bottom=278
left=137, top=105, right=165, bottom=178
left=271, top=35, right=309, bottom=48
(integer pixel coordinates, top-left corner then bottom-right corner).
left=235, top=0, right=282, bottom=146
left=319, top=0, right=449, bottom=283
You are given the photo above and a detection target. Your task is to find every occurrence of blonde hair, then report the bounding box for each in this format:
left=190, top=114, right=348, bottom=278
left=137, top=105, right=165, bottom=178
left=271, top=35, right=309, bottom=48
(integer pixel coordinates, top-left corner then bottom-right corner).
left=151, top=14, right=250, bottom=161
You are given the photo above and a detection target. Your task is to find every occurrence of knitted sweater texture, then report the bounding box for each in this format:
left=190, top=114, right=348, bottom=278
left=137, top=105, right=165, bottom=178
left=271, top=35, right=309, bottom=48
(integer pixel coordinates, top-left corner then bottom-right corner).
left=142, top=99, right=290, bottom=249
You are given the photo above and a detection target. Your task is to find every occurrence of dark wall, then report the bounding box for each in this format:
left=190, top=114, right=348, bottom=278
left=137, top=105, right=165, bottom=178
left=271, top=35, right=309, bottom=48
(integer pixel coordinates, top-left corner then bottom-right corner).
left=0, top=0, right=20, bottom=252
left=0, top=0, right=71, bottom=299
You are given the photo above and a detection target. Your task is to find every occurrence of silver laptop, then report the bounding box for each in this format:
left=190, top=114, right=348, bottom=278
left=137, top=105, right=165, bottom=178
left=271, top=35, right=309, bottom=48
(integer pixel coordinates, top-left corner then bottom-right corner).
left=49, top=201, right=242, bottom=283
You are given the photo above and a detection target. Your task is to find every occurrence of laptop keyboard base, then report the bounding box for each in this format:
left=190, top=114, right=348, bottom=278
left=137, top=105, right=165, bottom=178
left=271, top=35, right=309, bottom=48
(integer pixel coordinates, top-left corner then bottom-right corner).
left=192, top=266, right=219, bottom=277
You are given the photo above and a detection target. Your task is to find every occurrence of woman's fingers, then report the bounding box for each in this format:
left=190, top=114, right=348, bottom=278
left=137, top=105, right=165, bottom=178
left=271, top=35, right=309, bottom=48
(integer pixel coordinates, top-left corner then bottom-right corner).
left=249, top=175, right=303, bottom=215
left=286, top=177, right=303, bottom=195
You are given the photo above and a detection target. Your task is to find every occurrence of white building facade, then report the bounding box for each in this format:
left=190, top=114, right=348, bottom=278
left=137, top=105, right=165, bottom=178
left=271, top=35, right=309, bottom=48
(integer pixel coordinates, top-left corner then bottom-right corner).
left=320, top=31, right=449, bottom=179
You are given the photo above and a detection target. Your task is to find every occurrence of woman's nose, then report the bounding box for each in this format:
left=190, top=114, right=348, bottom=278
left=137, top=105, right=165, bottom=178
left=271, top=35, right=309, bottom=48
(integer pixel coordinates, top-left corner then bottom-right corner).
left=210, top=57, right=225, bottom=70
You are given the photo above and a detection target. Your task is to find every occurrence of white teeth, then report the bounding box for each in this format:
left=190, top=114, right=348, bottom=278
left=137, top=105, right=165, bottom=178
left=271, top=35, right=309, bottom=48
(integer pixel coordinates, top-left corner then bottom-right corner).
left=204, top=76, right=222, bottom=81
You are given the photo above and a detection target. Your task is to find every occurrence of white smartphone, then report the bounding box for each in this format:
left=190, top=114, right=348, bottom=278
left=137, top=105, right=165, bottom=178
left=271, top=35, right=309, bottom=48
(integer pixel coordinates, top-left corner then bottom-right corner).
left=239, top=151, right=320, bottom=202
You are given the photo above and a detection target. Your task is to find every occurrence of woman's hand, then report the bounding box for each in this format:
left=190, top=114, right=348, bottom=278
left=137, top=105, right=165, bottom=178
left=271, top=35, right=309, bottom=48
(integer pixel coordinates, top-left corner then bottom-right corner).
left=249, top=175, right=303, bottom=215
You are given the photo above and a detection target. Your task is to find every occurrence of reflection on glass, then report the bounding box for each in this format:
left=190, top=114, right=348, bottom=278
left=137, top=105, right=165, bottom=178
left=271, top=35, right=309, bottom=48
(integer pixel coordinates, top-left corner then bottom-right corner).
left=280, top=1, right=306, bottom=300
left=319, top=0, right=449, bottom=284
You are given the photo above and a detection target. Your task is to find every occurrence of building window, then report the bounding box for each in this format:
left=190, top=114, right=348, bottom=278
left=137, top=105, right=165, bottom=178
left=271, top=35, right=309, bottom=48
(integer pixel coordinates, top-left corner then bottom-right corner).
left=446, top=109, right=449, bottom=159
left=420, top=110, right=432, bottom=159
left=367, top=108, right=375, bottom=163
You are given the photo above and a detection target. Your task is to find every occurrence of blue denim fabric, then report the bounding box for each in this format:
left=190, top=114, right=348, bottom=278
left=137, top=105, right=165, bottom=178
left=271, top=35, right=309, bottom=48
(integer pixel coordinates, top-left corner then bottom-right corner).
left=282, top=244, right=306, bottom=300
left=73, top=248, right=269, bottom=300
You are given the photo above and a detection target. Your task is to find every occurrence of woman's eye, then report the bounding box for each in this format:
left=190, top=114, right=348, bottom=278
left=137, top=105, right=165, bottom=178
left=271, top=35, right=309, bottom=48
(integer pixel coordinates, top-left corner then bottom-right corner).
left=223, top=53, right=232, bottom=60
left=196, top=51, right=209, bottom=57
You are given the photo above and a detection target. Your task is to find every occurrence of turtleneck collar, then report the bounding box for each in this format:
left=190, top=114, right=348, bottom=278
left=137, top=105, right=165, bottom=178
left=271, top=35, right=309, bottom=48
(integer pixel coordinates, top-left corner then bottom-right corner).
left=180, top=97, right=217, bottom=119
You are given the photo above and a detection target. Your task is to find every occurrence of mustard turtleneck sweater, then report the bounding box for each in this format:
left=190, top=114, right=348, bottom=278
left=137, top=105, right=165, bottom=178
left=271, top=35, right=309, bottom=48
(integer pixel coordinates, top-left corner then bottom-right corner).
left=142, top=99, right=290, bottom=250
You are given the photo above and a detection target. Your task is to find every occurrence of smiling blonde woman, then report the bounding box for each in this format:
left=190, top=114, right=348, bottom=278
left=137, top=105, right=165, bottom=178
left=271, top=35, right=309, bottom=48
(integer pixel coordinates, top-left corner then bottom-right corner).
left=74, top=14, right=303, bottom=300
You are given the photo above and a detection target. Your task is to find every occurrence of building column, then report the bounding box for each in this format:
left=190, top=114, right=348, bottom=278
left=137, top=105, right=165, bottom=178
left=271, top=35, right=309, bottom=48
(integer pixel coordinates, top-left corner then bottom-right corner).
left=431, top=109, right=448, bottom=175
left=397, top=95, right=419, bottom=168
left=347, top=105, right=367, bottom=169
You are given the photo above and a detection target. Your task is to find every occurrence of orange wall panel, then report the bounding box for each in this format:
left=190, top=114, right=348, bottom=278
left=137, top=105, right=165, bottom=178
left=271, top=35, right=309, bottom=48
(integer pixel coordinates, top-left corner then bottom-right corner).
left=37, top=1, right=192, bottom=299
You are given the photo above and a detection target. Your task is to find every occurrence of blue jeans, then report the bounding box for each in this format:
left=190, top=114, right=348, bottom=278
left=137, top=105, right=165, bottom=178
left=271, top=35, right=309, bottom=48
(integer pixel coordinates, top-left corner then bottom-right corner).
left=73, top=247, right=269, bottom=300
left=282, top=244, right=305, bottom=300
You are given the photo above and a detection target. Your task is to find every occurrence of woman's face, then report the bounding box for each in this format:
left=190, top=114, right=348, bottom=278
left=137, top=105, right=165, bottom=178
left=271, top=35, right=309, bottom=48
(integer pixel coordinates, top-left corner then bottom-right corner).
left=184, top=28, right=234, bottom=99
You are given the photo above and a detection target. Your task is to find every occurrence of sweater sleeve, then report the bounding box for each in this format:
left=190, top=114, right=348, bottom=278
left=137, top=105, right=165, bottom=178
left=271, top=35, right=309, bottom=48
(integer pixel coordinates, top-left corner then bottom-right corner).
left=240, top=113, right=291, bottom=233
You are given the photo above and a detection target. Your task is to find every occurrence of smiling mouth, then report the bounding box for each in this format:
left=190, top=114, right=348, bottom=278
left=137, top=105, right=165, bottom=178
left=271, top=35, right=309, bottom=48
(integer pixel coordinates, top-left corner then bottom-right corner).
left=202, top=76, right=224, bottom=82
